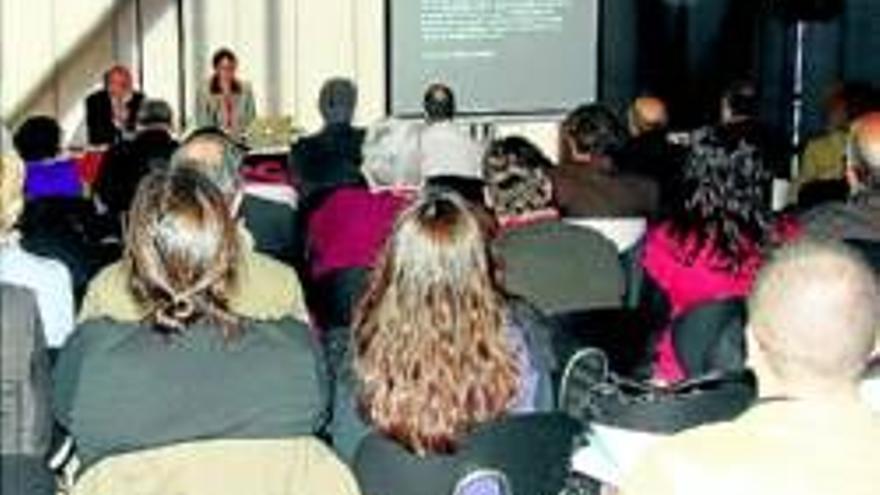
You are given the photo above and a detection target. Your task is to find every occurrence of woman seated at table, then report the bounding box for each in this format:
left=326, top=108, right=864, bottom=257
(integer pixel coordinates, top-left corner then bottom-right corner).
left=13, top=116, right=82, bottom=200
left=53, top=167, right=325, bottom=474
left=196, top=48, right=256, bottom=142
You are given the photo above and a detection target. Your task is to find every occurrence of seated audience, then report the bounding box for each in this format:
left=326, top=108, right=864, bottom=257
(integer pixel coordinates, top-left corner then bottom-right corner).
left=711, top=80, right=786, bottom=179
left=0, top=154, right=74, bottom=348
left=418, top=83, right=485, bottom=180
left=331, top=191, right=555, bottom=460
left=291, top=78, right=366, bottom=198
left=551, top=103, right=660, bottom=218
left=802, top=111, right=880, bottom=242
left=618, top=96, right=685, bottom=205
left=53, top=168, right=326, bottom=473
left=79, top=129, right=308, bottom=323
left=1, top=284, right=55, bottom=495
left=196, top=48, right=256, bottom=142
left=485, top=136, right=624, bottom=313
left=622, top=241, right=880, bottom=495
left=791, top=84, right=854, bottom=202
left=13, top=116, right=82, bottom=200
left=95, top=98, right=178, bottom=221
left=85, top=64, right=145, bottom=147
left=641, top=131, right=797, bottom=383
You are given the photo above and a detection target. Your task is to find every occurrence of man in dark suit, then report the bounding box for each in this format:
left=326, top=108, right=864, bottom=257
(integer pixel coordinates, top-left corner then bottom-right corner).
left=85, top=65, right=145, bottom=147
left=290, top=78, right=365, bottom=199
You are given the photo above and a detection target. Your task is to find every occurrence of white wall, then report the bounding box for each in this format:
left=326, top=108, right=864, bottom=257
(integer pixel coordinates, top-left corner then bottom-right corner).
left=2, top=0, right=559, bottom=157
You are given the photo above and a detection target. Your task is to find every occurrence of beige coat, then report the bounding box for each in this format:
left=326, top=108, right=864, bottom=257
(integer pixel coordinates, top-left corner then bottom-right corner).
left=70, top=437, right=360, bottom=495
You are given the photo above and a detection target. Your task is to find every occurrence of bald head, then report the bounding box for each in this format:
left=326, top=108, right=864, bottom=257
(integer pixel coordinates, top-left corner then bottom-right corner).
left=748, top=241, right=879, bottom=395
left=629, top=97, right=668, bottom=136
left=851, top=112, right=880, bottom=182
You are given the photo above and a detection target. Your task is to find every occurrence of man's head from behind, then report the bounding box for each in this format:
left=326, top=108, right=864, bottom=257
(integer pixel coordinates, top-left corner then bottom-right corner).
left=847, top=112, right=880, bottom=192
left=423, top=83, right=456, bottom=123
left=721, top=80, right=758, bottom=124
left=319, top=78, right=358, bottom=126
left=561, top=103, right=628, bottom=167
left=628, top=96, right=669, bottom=137
left=170, top=128, right=244, bottom=210
left=137, top=99, right=174, bottom=133
left=748, top=241, right=879, bottom=399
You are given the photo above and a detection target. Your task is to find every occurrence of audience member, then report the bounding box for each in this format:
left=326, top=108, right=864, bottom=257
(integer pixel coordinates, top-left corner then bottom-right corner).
left=53, top=168, right=326, bottom=474
left=330, top=191, right=555, bottom=460
left=641, top=131, right=796, bottom=382
left=713, top=80, right=786, bottom=179
left=802, top=112, right=880, bottom=242
left=79, top=129, right=308, bottom=323
left=485, top=136, right=624, bottom=313
left=417, top=83, right=485, bottom=180
left=13, top=116, right=82, bottom=200
left=0, top=154, right=74, bottom=348
left=622, top=241, right=880, bottom=495
left=85, top=64, right=145, bottom=147
left=551, top=103, right=660, bottom=218
left=291, top=78, right=366, bottom=198
left=618, top=96, right=685, bottom=205
left=95, top=98, right=178, bottom=222
left=792, top=84, right=855, bottom=202
left=196, top=48, right=257, bottom=141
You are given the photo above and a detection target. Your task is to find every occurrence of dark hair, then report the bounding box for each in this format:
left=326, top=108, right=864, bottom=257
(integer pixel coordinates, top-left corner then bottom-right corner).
left=562, top=104, right=628, bottom=157
left=667, top=130, right=772, bottom=272
left=723, top=80, right=759, bottom=119
left=210, top=48, right=242, bottom=94
left=424, top=84, right=456, bottom=122
left=319, top=78, right=358, bottom=124
left=13, top=116, right=61, bottom=162
left=486, top=136, right=553, bottom=171
left=137, top=99, right=173, bottom=127
left=484, top=136, right=555, bottom=216
left=126, top=167, right=241, bottom=337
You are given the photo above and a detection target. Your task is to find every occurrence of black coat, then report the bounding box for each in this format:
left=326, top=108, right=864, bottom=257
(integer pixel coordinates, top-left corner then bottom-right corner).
left=290, top=124, right=366, bottom=198
left=85, top=90, right=145, bottom=146
left=96, top=130, right=177, bottom=217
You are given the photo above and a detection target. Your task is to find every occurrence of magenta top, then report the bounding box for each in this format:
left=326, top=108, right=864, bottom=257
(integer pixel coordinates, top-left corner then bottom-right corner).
left=307, top=187, right=412, bottom=280
left=642, top=224, right=762, bottom=382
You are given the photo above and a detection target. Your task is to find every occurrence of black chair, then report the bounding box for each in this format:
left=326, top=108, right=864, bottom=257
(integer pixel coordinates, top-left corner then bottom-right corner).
left=353, top=412, right=582, bottom=495
left=671, top=298, right=747, bottom=377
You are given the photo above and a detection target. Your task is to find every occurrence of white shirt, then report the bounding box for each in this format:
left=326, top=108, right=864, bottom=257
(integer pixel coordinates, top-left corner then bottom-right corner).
left=418, top=121, right=485, bottom=180
left=0, top=237, right=74, bottom=347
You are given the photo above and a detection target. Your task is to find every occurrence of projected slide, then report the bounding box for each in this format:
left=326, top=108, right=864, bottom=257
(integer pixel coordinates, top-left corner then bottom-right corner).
left=388, top=0, right=600, bottom=117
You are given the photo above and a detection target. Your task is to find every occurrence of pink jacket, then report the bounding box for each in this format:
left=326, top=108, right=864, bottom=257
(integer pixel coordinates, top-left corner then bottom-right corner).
left=642, top=225, right=761, bottom=382
left=306, top=187, right=411, bottom=280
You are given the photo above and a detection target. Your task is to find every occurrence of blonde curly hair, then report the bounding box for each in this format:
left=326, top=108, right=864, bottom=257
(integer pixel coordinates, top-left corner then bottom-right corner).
left=354, top=191, right=519, bottom=455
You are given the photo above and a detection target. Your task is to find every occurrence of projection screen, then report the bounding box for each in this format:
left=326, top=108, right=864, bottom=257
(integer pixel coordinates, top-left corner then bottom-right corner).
left=387, top=0, right=600, bottom=118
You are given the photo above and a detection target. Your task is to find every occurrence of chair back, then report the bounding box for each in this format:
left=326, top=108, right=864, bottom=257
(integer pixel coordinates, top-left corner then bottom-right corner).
left=1, top=284, right=55, bottom=495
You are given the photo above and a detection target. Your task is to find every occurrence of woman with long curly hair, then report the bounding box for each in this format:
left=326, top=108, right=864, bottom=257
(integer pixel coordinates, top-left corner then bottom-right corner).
left=329, top=190, right=556, bottom=462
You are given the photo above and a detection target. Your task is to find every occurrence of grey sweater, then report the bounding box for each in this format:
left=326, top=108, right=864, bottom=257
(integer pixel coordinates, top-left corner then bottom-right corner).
left=53, top=317, right=327, bottom=469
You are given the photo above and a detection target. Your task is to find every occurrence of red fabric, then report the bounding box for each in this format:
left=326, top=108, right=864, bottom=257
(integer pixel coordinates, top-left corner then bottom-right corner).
left=73, top=151, right=106, bottom=186
left=642, top=218, right=802, bottom=382
left=307, top=187, right=412, bottom=279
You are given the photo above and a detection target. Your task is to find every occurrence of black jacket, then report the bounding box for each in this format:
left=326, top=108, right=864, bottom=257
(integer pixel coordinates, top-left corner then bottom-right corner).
left=290, top=124, right=366, bottom=199
left=85, top=90, right=145, bottom=146
left=96, top=130, right=177, bottom=217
